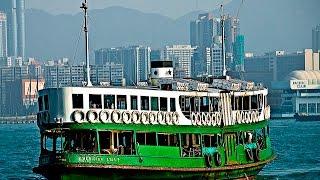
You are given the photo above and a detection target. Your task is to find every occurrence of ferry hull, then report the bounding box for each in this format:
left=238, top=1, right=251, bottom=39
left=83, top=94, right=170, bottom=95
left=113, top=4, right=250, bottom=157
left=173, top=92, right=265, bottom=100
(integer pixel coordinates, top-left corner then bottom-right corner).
left=33, top=154, right=275, bottom=180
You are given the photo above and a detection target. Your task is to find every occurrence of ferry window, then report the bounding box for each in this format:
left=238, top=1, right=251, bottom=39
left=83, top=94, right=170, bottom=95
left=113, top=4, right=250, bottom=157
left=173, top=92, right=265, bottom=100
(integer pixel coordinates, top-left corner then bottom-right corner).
left=72, top=94, right=83, bottom=109
left=170, top=98, right=176, bottom=111
left=141, top=96, right=149, bottom=111
left=308, top=103, right=316, bottom=114
left=117, top=95, right=127, bottom=110
left=38, top=96, right=43, bottom=111
left=251, top=95, right=258, bottom=110
left=89, top=94, right=102, bottom=109
left=158, top=133, right=179, bottom=146
left=104, top=95, right=115, bottom=109
left=181, top=134, right=201, bottom=157
left=131, top=96, right=138, bottom=110
left=210, top=97, right=219, bottom=112
left=243, top=96, right=250, bottom=110
left=136, top=132, right=156, bottom=145
left=299, top=103, right=307, bottom=113
left=200, top=97, right=209, bottom=112
left=151, top=97, right=159, bottom=111
left=44, top=95, right=49, bottom=110
left=203, top=135, right=219, bottom=147
left=118, top=131, right=134, bottom=155
left=56, top=136, right=64, bottom=153
left=64, top=130, right=98, bottom=153
left=233, top=96, right=239, bottom=111
left=160, top=97, right=167, bottom=111
left=99, top=131, right=111, bottom=154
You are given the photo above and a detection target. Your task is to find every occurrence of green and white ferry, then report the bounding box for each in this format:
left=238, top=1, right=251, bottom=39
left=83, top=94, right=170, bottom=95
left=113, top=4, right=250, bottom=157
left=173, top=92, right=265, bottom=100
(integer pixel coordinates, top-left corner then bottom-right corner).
left=33, top=1, right=275, bottom=179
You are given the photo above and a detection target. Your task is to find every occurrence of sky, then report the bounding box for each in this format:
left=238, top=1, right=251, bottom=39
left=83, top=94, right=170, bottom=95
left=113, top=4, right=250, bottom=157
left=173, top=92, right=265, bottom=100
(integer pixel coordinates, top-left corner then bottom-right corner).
left=26, top=0, right=230, bottom=18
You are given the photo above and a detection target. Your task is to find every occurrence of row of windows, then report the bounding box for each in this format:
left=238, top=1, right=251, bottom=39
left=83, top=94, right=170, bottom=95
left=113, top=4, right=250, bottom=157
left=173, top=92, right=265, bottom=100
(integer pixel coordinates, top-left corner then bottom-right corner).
left=72, top=94, right=176, bottom=111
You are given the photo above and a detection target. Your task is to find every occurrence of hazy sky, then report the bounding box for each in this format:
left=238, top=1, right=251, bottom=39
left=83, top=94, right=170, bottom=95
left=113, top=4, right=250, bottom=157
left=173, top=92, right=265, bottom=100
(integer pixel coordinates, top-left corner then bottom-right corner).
left=27, top=0, right=230, bottom=18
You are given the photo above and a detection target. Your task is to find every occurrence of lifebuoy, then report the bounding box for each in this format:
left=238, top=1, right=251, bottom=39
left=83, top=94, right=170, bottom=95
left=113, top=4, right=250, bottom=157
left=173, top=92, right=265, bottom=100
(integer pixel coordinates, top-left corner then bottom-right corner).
left=206, top=113, right=212, bottom=126
left=164, top=112, right=171, bottom=125
left=132, top=111, right=141, bottom=124
left=111, top=110, right=122, bottom=123
left=236, top=111, right=242, bottom=124
left=191, top=112, right=197, bottom=125
left=157, top=112, right=165, bottom=124
left=214, top=152, right=222, bottom=166
left=72, top=110, right=84, bottom=123
left=216, top=113, right=222, bottom=126
left=122, top=111, right=132, bottom=124
left=99, top=110, right=111, bottom=123
left=211, top=113, right=217, bottom=126
left=201, top=112, right=207, bottom=126
left=196, top=113, right=202, bottom=126
left=241, top=111, right=246, bottom=124
left=141, top=112, right=149, bottom=125
left=245, top=112, right=250, bottom=124
left=166, top=112, right=173, bottom=125
left=246, top=148, right=254, bottom=161
left=149, top=112, right=157, bottom=125
left=87, top=110, right=98, bottom=123
left=172, top=112, right=179, bottom=125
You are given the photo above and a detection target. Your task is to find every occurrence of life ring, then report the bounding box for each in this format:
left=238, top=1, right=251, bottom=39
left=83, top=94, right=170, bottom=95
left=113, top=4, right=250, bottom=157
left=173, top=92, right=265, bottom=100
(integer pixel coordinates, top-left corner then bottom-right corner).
left=241, top=111, right=246, bottom=124
left=157, top=112, right=164, bottom=124
left=166, top=112, right=173, bottom=125
left=132, top=111, right=141, bottom=124
left=87, top=110, right=98, bottom=123
left=245, top=112, right=250, bottom=124
left=246, top=148, right=254, bottom=161
left=256, top=111, right=260, bottom=122
left=236, top=111, right=242, bottom=124
left=172, top=112, right=179, bottom=125
left=164, top=112, right=171, bottom=125
left=216, top=113, right=222, bottom=126
left=201, top=112, right=207, bottom=126
left=122, top=111, right=132, bottom=124
left=214, top=152, right=222, bottom=166
left=211, top=113, right=217, bottom=126
left=99, top=110, right=111, bottom=123
left=205, top=155, right=213, bottom=168
left=191, top=112, right=197, bottom=125
left=196, top=113, right=202, bottom=126
left=111, top=110, right=122, bottom=123
left=72, top=110, right=84, bottom=123
left=206, top=113, right=212, bottom=126
left=149, top=112, right=157, bottom=125
left=141, top=112, right=149, bottom=125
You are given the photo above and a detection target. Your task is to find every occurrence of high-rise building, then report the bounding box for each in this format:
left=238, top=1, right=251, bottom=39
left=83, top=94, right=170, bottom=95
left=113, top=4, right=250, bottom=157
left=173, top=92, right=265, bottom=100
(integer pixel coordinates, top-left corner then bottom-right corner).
left=0, top=0, right=25, bottom=59
left=94, top=46, right=151, bottom=85
left=313, top=24, right=320, bottom=52
left=0, top=12, right=8, bottom=58
left=44, top=63, right=124, bottom=88
left=233, top=35, right=245, bottom=71
left=224, top=15, right=240, bottom=55
left=163, top=45, right=195, bottom=78
left=211, top=37, right=223, bottom=77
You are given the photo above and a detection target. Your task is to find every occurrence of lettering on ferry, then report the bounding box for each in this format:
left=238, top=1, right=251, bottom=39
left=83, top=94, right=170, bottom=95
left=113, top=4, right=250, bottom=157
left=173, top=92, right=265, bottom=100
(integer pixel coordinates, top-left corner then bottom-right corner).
left=106, top=157, right=120, bottom=163
left=78, top=156, right=103, bottom=163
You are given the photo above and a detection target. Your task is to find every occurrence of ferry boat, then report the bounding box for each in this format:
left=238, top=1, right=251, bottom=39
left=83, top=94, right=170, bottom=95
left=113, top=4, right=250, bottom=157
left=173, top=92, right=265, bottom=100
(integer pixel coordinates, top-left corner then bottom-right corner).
left=33, top=1, right=275, bottom=179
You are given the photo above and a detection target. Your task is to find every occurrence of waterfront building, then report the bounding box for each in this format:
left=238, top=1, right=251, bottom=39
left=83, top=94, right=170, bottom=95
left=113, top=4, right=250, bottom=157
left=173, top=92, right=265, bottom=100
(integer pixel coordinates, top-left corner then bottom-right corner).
left=271, top=70, right=320, bottom=118
left=94, top=46, right=150, bottom=85
left=163, top=45, right=195, bottom=78
left=0, top=0, right=25, bottom=59
left=244, top=49, right=320, bottom=88
left=313, top=24, right=320, bottom=52
left=0, top=12, right=7, bottom=58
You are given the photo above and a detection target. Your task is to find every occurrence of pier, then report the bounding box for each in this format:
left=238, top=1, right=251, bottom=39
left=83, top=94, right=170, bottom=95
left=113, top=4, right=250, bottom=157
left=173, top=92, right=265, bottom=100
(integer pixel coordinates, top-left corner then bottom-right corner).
left=0, top=115, right=37, bottom=124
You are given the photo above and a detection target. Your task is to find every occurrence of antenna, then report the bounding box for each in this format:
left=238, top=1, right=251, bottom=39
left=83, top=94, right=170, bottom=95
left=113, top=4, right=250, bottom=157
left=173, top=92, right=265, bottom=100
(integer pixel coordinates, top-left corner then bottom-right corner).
left=81, top=0, right=92, bottom=86
left=220, top=4, right=227, bottom=77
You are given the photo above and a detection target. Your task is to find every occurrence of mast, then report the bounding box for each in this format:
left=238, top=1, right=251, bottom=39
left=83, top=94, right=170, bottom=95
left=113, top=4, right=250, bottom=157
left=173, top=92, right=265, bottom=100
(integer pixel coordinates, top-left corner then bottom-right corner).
left=220, top=4, right=227, bottom=77
left=81, top=0, right=92, bottom=86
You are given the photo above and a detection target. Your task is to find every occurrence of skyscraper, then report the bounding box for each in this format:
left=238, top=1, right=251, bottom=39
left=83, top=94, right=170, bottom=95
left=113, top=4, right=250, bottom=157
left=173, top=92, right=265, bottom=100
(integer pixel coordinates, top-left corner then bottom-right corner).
left=224, top=15, right=240, bottom=55
left=0, top=12, right=7, bottom=58
left=233, top=35, right=245, bottom=72
left=94, top=46, right=151, bottom=85
left=0, top=0, right=25, bottom=59
left=163, top=45, right=195, bottom=78
left=313, top=25, right=320, bottom=52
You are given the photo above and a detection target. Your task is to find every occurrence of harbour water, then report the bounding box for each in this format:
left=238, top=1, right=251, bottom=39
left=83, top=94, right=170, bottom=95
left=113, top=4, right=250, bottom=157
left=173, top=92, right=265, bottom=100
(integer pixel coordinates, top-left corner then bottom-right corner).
left=0, top=119, right=319, bottom=179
